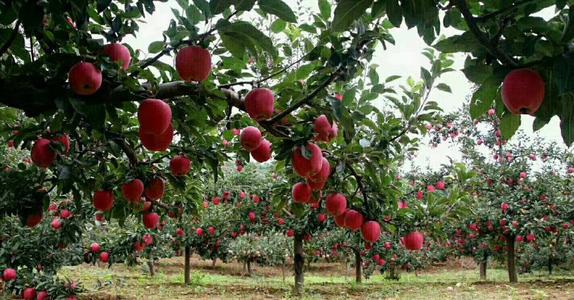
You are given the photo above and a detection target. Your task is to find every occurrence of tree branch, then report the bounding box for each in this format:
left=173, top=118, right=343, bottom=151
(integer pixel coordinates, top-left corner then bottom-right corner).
left=474, top=0, right=537, bottom=23
left=454, top=0, right=518, bottom=67
left=0, top=20, right=21, bottom=57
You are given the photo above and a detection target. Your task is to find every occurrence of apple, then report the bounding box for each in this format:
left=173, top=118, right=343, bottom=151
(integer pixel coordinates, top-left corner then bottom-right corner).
left=435, top=181, right=446, bottom=190
left=170, top=155, right=192, bottom=176
left=100, top=251, right=110, bottom=263
left=213, top=197, right=221, bottom=205
left=134, top=241, right=146, bottom=252
left=240, top=126, right=262, bottom=151
left=384, top=242, right=392, bottom=250
left=292, top=143, right=323, bottom=178
left=343, top=209, right=363, bottom=231
left=25, top=213, right=43, bottom=228
left=31, top=138, right=56, bottom=168
left=52, top=134, right=71, bottom=154
left=143, top=234, right=154, bottom=246
left=335, top=211, right=347, bottom=227
left=250, top=139, right=272, bottom=162
left=287, top=229, right=295, bottom=237
left=501, top=202, right=510, bottom=214
left=138, top=99, right=172, bottom=135
left=60, top=209, right=72, bottom=219
left=37, top=291, right=49, bottom=300
left=416, top=191, right=424, bottom=200
left=308, top=157, right=331, bottom=187
left=398, top=200, right=408, bottom=209
left=208, top=226, right=216, bottom=236
left=175, top=46, right=212, bottom=82
left=361, top=221, right=381, bottom=243
left=196, top=228, right=204, bottom=236
left=122, top=179, right=144, bottom=202
left=427, top=185, right=436, bottom=193
left=95, top=213, right=105, bottom=222
left=144, top=178, right=165, bottom=200
left=140, top=123, right=173, bottom=152
left=502, top=68, right=545, bottom=115
left=335, top=94, right=343, bottom=101
left=248, top=211, right=256, bottom=223
left=292, top=182, right=312, bottom=203
left=326, top=193, right=347, bottom=216
left=377, top=259, right=386, bottom=266
left=103, top=43, right=131, bottom=70
left=526, top=233, right=536, bottom=242
left=245, top=88, right=275, bottom=120
left=519, top=172, right=527, bottom=179
left=317, top=214, right=327, bottom=223
left=51, top=218, right=62, bottom=230
left=487, top=108, right=496, bottom=116
left=22, top=288, right=36, bottom=300
left=328, top=122, right=338, bottom=141
left=176, top=228, right=185, bottom=237
left=403, top=231, right=424, bottom=250
left=143, top=212, right=160, bottom=229
left=68, top=62, right=102, bottom=95
left=90, top=242, right=101, bottom=253
left=2, top=268, right=16, bottom=281
left=93, top=190, right=115, bottom=211
left=314, top=115, right=331, bottom=141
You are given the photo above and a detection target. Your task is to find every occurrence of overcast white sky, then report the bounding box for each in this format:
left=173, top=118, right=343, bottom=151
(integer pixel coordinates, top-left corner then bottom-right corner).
left=124, top=1, right=566, bottom=170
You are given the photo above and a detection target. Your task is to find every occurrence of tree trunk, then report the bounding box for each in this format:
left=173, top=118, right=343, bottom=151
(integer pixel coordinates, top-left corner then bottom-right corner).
left=247, top=260, right=252, bottom=276
left=479, top=261, right=487, bottom=280
left=211, top=257, right=217, bottom=267
left=147, top=260, right=155, bottom=276
left=354, top=249, right=362, bottom=283
left=507, top=236, right=518, bottom=283
left=293, top=234, right=304, bottom=296
left=281, top=260, right=286, bottom=283
left=386, top=262, right=399, bottom=280
left=184, top=246, right=191, bottom=285
left=548, top=255, right=553, bottom=275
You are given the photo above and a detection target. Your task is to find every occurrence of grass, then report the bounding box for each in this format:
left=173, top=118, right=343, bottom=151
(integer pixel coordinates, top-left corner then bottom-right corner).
left=58, top=258, right=574, bottom=299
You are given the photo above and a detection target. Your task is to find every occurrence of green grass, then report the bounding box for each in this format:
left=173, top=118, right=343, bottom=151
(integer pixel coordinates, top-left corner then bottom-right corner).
left=58, top=260, right=574, bottom=299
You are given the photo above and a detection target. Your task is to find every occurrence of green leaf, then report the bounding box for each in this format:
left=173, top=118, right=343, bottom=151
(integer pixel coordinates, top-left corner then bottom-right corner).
left=332, top=0, right=373, bottom=32
left=469, top=76, right=501, bottom=120
left=270, top=19, right=286, bottom=33
left=386, top=0, right=402, bottom=27
left=209, top=0, right=234, bottom=14
left=436, top=83, right=451, bottom=93
left=371, top=0, right=386, bottom=18
left=236, top=0, right=256, bottom=11
left=259, top=0, right=297, bottom=23
left=499, top=113, right=521, bottom=141
left=318, top=0, right=331, bottom=20
left=148, top=41, right=165, bottom=54
left=433, top=32, right=481, bottom=53
left=218, top=20, right=277, bottom=57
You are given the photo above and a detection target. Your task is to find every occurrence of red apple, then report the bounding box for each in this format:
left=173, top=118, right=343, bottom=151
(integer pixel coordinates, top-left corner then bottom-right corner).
left=52, top=133, right=71, bottom=154
left=122, top=179, right=144, bottom=202
left=25, top=213, right=43, bottom=228
left=361, top=221, right=381, bottom=243
left=317, top=214, right=327, bottom=223
left=308, top=157, right=330, bottom=188
left=51, top=218, right=62, bottom=230
left=343, top=209, right=363, bottom=231
left=144, top=178, right=165, bottom=200
left=326, top=193, right=347, bottom=216
left=502, top=68, right=545, bottom=115
left=170, top=155, right=191, bottom=176
left=138, top=99, right=172, bottom=135
left=91, top=242, right=101, bottom=253
left=31, top=138, right=56, bottom=168
left=240, top=126, right=262, bottom=151
left=103, top=43, right=131, bottom=70
left=37, top=291, right=49, bottom=300
left=143, top=212, right=160, bottom=229
left=176, top=228, right=185, bottom=238
left=250, top=139, right=272, bottom=162
left=403, top=231, right=424, bottom=250
left=196, top=228, right=204, bottom=236
left=60, top=209, right=72, bottom=219
left=208, top=226, right=216, bottom=236
left=99, top=251, right=110, bottom=263
left=175, top=46, right=212, bottom=82
left=292, top=182, right=312, bottom=203
left=69, top=62, right=102, bottom=95
left=248, top=211, right=256, bottom=223
left=22, top=288, right=36, bottom=300
left=292, top=143, right=323, bottom=178
left=287, top=229, right=295, bottom=237
left=133, top=241, right=145, bottom=252
left=314, top=115, right=331, bottom=141
left=245, top=88, right=275, bottom=120
left=140, top=123, right=173, bottom=152
left=335, top=211, right=347, bottom=227
left=143, top=234, right=153, bottom=246
left=93, top=190, right=115, bottom=212
left=435, top=181, right=446, bottom=190
left=2, top=268, right=16, bottom=281
left=213, top=197, right=221, bottom=205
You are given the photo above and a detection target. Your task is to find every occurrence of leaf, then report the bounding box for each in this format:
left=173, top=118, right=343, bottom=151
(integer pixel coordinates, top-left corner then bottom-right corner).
left=259, top=0, right=297, bottom=23
left=97, top=0, right=113, bottom=12
left=436, top=83, right=451, bottom=93
left=236, top=0, right=256, bottom=11
left=469, top=75, right=501, bottom=120
left=270, top=19, right=286, bottom=33
left=218, top=20, right=276, bottom=57
left=148, top=41, right=165, bottom=54
left=371, top=0, right=386, bottom=18
left=332, top=0, right=373, bottom=32
left=193, top=0, right=212, bottom=17
left=433, top=32, right=482, bottom=53
left=209, top=0, right=234, bottom=14
left=318, top=0, right=331, bottom=20
left=499, top=113, right=521, bottom=141
left=386, top=0, right=402, bottom=27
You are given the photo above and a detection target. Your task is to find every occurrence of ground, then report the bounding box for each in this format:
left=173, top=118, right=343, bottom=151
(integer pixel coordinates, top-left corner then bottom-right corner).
left=60, top=257, right=574, bottom=299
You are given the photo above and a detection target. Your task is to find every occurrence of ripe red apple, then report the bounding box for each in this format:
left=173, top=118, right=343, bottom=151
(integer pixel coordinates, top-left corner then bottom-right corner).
left=292, top=182, right=312, bottom=203
left=335, top=211, right=347, bottom=227
left=196, top=228, right=204, bottom=236
left=144, top=178, right=165, bottom=200
left=91, top=242, right=101, bottom=253
left=292, top=143, right=323, bottom=178
left=143, top=233, right=154, bottom=246
left=335, top=94, right=343, bottom=101
left=143, top=212, right=160, bottom=229
left=122, top=179, right=144, bottom=202
left=308, top=157, right=331, bottom=189
left=213, top=197, right=221, bottom=206
left=175, top=46, right=212, bottom=82
left=526, top=233, right=536, bottom=242
left=31, top=138, right=56, bottom=168
left=25, top=213, right=43, bottom=228
left=314, top=115, right=332, bottom=142
left=317, top=214, right=327, bottom=223
left=287, top=229, right=295, bottom=237
left=248, top=211, right=256, bottom=223
left=250, top=139, right=272, bottom=162
left=208, top=226, right=216, bottom=236
left=93, top=190, right=115, bottom=211
left=502, top=68, right=545, bottom=115
left=138, top=99, right=172, bottom=135
left=403, top=231, right=424, bottom=250
left=245, top=88, right=275, bottom=120
left=240, top=126, right=262, bottom=151
left=398, top=200, right=409, bottom=209
left=176, top=228, right=185, bottom=237
left=170, top=155, right=191, bottom=176
left=99, top=251, right=110, bottom=263
left=133, top=241, right=146, bottom=252
left=103, top=43, right=131, bottom=70
left=52, top=134, right=71, bottom=154
left=51, top=218, right=62, bottom=230
left=361, top=221, right=381, bottom=243
left=140, top=123, right=173, bottom=152
left=60, top=209, right=72, bottom=219
left=22, top=288, right=36, bottom=300
left=2, top=268, right=16, bottom=281
left=435, top=181, right=446, bottom=190
left=37, top=291, right=49, bottom=300
left=326, top=193, right=347, bottom=216
left=343, top=210, right=363, bottom=231
left=68, top=62, right=102, bottom=95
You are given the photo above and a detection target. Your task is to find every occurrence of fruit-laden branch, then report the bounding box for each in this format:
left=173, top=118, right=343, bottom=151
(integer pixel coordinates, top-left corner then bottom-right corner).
left=346, top=163, right=370, bottom=212
left=0, top=20, right=21, bottom=57
left=454, top=0, right=518, bottom=67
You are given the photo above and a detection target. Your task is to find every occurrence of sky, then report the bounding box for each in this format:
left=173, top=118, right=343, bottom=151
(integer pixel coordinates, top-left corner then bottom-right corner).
left=124, top=1, right=567, bottom=170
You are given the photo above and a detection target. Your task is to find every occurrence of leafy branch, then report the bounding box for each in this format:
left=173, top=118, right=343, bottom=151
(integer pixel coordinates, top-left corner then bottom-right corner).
left=0, top=20, right=21, bottom=57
